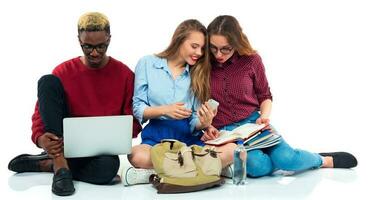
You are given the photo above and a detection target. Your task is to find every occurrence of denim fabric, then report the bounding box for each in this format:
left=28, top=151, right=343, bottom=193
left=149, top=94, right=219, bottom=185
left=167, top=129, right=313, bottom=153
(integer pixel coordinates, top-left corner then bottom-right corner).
left=219, top=111, right=323, bottom=177
left=133, top=55, right=200, bottom=132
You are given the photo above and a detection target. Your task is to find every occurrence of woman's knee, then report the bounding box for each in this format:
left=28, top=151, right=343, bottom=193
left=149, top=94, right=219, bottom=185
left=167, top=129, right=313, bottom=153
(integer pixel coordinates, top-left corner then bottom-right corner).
left=128, top=146, right=152, bottom=168
left=247, top=151, right=273, bottom=177
left=216, top=143, right=237, bottom=167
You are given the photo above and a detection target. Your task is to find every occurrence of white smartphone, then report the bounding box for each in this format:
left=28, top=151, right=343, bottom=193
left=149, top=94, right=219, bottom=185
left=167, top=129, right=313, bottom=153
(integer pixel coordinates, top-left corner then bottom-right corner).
left=208, top=99, right=219, bottom=110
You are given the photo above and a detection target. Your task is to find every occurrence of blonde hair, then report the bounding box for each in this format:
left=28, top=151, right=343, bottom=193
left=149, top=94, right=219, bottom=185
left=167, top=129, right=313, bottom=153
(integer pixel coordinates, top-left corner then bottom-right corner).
left=78, top=12, right=110, bottom=35
left=207, top=15, right=256, bottom=56
left=157, top=19, right=211, bottom=103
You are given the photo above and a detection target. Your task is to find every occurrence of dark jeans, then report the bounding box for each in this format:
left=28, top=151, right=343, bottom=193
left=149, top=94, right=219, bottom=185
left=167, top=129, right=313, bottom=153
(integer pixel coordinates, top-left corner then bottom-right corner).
left=37, top=74, right=120, bottom=184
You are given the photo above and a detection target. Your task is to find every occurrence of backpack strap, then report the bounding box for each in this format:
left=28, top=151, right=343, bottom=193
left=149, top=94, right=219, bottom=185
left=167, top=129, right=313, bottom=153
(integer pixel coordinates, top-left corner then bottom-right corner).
left=191, top=146, right=221, bottom=158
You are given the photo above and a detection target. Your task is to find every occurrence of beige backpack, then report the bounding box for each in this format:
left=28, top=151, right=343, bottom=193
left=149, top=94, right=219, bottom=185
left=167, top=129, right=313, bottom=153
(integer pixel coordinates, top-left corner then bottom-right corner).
left=150, top=139, right=225, bottom=193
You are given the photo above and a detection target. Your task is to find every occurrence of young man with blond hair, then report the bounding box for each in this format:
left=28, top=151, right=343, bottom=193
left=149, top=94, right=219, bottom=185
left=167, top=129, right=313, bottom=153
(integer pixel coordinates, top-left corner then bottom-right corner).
left=8, top=12, right=141, bottom=196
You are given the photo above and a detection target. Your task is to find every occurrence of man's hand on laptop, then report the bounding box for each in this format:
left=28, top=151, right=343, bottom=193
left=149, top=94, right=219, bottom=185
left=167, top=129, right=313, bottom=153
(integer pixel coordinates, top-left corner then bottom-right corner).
left=37, top=132, right=63, bottom=158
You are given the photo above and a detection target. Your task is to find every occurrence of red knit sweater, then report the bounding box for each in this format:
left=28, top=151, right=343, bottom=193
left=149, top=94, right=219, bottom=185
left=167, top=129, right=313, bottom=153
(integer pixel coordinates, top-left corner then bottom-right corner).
left=31, top=57, right=142, bottom=145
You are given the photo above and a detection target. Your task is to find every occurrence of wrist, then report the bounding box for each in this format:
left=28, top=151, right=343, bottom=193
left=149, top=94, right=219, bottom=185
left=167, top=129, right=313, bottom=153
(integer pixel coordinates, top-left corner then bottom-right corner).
left=160, top=105, right=168, bottom=117
left=259, top=114, right=269, bottom=119
left=36, top=135, right=43, bottom=148
left=201, top=121, right=211, bottom=129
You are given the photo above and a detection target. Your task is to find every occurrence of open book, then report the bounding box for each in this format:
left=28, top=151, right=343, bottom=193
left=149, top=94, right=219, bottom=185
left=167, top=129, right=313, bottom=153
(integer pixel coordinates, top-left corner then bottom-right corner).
left=205, top=123, right=281, bottom=150
left=205, top=123, right=266, bottom=146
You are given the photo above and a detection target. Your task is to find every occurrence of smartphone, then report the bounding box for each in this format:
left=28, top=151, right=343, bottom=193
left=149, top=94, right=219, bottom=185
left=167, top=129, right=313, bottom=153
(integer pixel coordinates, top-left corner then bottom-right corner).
left=208, top=99, right=219, bottom=110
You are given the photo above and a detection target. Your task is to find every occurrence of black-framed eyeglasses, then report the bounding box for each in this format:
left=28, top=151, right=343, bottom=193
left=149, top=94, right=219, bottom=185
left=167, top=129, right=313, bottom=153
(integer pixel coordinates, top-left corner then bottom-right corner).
left=80, top=42, right=109, bottom=54
left=209, top=44, right=234, bottom=55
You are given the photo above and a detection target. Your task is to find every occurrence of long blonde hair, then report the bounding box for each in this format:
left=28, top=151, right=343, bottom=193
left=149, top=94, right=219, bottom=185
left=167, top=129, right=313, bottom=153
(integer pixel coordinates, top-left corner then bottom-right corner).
left=207, top=15, right=256, bottom=56
left=157, top=19, right=210, bottom=103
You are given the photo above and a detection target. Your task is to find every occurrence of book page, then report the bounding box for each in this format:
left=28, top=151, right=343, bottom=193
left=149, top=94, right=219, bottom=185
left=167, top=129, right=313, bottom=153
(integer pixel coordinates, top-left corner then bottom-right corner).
left=244, top=134, right=282, bottom=150
left=245, top=130, right=273, bottom=146
left=205, top=130, right=242, bottom=145
left=232, top=123, right=266, bottom=138
left=205, top=123, right=265, bottom=145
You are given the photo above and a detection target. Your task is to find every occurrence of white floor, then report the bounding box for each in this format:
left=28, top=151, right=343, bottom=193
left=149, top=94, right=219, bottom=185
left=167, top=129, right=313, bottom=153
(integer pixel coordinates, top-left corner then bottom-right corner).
left=1, top=1, right=367, bottom=199
left=2, top=138, right=366, bottom=200
left=3, top=167, right=363, bottom=200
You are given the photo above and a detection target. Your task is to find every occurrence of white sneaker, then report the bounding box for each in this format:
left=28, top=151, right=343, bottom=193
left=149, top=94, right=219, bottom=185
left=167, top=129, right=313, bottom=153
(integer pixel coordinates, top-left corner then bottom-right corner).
left=221, top=164, right=234, bottom=178
left=122, top=167, right=155, bottom=186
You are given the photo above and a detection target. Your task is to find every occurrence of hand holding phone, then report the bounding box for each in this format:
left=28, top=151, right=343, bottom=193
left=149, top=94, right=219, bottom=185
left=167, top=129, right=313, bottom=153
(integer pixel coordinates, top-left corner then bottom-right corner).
left=208, top=99, right=219, bottom=111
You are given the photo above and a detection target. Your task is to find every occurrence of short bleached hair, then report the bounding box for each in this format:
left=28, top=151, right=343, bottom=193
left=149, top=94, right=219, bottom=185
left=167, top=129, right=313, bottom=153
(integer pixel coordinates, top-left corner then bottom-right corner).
left=77, top=12, right=110, bottom=35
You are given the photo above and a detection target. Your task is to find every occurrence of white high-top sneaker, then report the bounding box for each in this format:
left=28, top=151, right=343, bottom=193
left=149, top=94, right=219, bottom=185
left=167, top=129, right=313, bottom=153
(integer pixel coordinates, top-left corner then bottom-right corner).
left=221, top=164, right=234, bottom=178
left=122, top=166, right=156, bottom=186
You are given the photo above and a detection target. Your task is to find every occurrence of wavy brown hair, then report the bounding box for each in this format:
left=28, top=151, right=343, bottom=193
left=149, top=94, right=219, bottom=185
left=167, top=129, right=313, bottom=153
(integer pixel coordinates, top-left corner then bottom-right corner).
left=157, top=19, right=210, bottom=103
left=207, top=15, right=256, bottom=56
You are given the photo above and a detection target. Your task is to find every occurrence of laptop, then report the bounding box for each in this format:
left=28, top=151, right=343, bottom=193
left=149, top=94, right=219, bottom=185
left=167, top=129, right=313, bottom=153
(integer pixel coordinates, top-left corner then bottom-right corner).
left=63, top=115, right=133, bottom=158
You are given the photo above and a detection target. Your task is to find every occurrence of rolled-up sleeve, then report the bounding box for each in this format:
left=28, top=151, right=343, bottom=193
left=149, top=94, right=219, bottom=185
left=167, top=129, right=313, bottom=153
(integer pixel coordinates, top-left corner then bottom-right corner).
left=252, top=54, right=273, bottom=103
left=189, top=96, right=201, bottom=133
left=133, top=57, right=149, bottom=124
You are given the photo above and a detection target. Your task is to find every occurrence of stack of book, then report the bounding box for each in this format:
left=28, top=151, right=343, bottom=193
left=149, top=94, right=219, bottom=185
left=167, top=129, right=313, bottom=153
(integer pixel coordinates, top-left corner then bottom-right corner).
left=204, top=123, right=281, bottom=150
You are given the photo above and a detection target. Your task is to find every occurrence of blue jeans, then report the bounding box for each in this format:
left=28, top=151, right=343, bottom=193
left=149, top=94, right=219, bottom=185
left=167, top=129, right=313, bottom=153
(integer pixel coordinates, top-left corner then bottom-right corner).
left=220, top=111, right=323, bottom=177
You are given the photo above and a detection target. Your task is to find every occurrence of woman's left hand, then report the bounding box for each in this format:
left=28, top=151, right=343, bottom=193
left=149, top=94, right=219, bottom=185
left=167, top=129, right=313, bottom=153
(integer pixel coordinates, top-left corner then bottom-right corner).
left=198, top=102, right=215, bottom=129
left=256, top=117, right=272, bottom=132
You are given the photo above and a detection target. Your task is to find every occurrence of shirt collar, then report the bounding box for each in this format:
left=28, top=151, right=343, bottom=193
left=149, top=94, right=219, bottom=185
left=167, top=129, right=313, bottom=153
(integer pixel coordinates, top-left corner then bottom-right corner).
left=212, top=52, right=241, bottom=68
left=183, top=64, right=190, bottom=74
left=153, top=56, right=190, bottom=76
left=153, top=56, right=167, bottom=69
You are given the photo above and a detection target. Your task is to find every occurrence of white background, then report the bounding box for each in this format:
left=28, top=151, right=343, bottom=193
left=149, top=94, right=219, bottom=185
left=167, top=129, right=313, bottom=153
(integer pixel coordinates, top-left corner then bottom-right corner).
left=1, top=0, right=367, bottom=199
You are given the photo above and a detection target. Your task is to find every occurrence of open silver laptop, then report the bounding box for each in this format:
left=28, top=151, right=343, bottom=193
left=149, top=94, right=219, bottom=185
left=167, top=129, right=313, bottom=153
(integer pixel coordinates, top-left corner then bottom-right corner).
left=63, top=115, right=133, bottom=158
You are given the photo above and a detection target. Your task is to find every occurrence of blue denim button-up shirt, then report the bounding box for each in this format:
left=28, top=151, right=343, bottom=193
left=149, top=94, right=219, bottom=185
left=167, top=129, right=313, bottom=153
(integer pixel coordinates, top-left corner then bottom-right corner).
left=133, top=55, right=200, bottom=132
